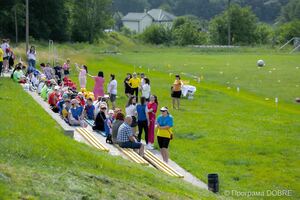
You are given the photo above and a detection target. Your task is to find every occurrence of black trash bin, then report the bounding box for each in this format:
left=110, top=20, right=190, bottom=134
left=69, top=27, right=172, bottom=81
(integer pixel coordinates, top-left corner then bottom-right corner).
left=208, top=173, right=219, bottom=193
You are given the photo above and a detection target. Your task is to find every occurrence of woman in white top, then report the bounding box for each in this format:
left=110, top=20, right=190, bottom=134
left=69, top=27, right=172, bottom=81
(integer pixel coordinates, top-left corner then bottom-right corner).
left=27, top=46, right=36, bottom=71
left=107, top=74, right=117, bottom=109
left=141, top=77, right=151, bottom=101
left=125, top=96, right=138, bottom=134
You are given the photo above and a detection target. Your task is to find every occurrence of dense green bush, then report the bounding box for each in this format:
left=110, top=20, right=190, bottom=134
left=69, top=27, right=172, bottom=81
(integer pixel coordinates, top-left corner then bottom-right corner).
left=254, top=23, right=274, bottom=44
left=277, top=20, right=300, bottom=43
left=141, top=24, right=172, bottom=44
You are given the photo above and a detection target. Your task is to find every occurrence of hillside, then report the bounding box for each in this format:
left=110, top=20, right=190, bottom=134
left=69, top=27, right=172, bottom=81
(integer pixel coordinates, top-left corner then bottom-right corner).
left=0, top=79, right=216, bottom=199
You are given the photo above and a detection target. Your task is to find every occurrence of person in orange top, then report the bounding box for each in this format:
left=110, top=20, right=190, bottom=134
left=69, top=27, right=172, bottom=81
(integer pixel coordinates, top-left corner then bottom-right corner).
left=171, top=74, right=183, bottom=109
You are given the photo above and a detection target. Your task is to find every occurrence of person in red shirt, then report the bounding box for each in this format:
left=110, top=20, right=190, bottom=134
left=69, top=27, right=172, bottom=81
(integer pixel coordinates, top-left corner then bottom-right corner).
left=48, top=86, right=60, bottom=113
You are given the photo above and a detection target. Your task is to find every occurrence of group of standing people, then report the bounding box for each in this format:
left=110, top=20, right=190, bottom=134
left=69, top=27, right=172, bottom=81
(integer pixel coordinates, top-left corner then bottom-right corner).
left=0, top=39, right=15, bottom=76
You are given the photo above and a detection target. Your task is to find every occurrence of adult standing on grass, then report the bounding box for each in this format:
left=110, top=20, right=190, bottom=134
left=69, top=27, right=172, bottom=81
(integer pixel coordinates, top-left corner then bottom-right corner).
left=1, top=39, right=10, bottom=72
left=156, top=107, right=173, bottom=163
left=147, top=95, right=158, bottom=150
left=171, top=74, right=183, bottom=109
left=136, top=97, right=149, bottom=143
left=63, top=58, right=71, bottom=77
left=27, top=46, right=37, bottom=73
left=124, top=73, right=132, bottom=97
left=76, top=63, right=88, bottom=89
left=0, top=47, right=3, bottom=76
left=128, top=72, right=140, bottom=100
left=90, top=71, right=105, bottom=100
left=117, top=115, right=144, bottom=156
left=107, top=74, right=117, bottom=109
left=141, top=77, right=151, bottom=101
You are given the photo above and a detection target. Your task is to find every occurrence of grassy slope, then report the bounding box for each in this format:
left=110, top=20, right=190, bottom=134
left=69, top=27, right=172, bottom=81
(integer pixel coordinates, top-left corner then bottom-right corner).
left=11, top=37, right=300, bottom=199
left=0, top=79, right=216, bottom=200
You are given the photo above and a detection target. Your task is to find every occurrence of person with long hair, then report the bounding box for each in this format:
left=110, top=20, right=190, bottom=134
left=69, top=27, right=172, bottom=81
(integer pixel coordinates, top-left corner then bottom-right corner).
left=108, top=74, right=117, bottom=109
left=147, top=95, right=158, bottom=149
left=124, top=73, right=132, bottom=97
left=90, top=71, right=105, bottom=100
left=63, top=58, right=71, bottom=77
left=171, top=74, right=183, bottom=109
left=76, top=64, right=88, bottom=89
left=125, top=95, right=138, bottom=135
left=141, top=77, right=151, bottom=101
left=156, top=107, right=173, bottom=163
left=27, top=46, right=36, bottom=72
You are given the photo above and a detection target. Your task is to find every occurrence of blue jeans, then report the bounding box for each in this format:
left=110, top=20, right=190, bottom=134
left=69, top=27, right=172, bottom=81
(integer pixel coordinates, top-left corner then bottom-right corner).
left=28, top=59, right=36, bottom=68
left=119, top=141, right=142, bottom=149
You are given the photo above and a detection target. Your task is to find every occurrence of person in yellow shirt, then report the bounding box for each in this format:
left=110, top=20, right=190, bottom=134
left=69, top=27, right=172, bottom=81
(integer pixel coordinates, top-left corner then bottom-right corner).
left=171, top=74, right=183, bottom=109
left=0, top=48, right=3, bottom=76
left=128, top=72, right=141, bottom=100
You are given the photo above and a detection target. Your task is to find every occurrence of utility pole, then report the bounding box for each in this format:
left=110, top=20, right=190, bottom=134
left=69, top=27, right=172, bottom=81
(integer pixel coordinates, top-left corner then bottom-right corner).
left=14, top=6, right=18, bottom=45
left=228, top=0, right=231, bottom=46
left=26, top=0, right=29, bottom=53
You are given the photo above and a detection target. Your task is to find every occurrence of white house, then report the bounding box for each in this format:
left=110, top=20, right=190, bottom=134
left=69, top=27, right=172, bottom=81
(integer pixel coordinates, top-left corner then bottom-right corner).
left=122, top=9, right=176, bottom=33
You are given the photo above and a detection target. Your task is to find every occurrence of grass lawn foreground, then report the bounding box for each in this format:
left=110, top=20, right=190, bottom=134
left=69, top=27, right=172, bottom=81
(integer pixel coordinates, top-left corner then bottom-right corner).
left=0, top=79, right=217, bottom=199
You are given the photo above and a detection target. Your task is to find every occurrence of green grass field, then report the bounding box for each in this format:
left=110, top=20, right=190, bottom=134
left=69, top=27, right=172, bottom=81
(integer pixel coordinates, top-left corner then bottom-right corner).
left=7, top=38, right=300, bottom=199
left=0, top=79, right=216, bottom=200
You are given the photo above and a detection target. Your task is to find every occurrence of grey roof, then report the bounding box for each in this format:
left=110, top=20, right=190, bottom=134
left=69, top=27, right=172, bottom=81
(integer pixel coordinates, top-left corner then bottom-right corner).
left=147, top=9, right=176, bottom=22
left=122, top=9, right=176, bottom=22
left=122, top=13, right=149, bottom=21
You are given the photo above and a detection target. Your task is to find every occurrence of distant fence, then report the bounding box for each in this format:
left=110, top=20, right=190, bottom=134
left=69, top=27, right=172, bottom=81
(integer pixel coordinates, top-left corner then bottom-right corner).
left=188, top=45, right=240, bottom=48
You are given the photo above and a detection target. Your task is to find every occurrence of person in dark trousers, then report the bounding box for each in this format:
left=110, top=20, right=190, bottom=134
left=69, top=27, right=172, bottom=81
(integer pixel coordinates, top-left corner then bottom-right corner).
left=93, top=104, right=107, bottom=133
left=136, top=97, right=149, bottom=143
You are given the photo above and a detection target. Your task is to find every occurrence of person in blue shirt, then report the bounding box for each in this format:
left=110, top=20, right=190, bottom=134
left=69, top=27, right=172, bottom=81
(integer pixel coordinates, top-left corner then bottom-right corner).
left=84, top=97, right=95, bottom=120
left=69, top=99, right=85, bottom=126
left=136, top=97, right=149, bottom=143
left=156, top=107, right=173, bottom=163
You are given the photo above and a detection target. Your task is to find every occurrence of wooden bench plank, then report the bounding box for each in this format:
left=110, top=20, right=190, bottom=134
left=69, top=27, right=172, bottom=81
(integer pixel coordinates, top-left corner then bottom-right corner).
left=115, top=145, right=149, bottom=165
left=77, top=128, right=109, bottom=152
left=144, top=150, right=184, bottom=178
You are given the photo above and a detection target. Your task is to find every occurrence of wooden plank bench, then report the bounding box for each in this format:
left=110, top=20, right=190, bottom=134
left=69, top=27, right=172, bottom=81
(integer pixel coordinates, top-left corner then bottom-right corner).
left=76, top=128, right=109, bottom=152
left=144, top=150, right=184, bottom=178
left=115, top=145, right=149, bottom=166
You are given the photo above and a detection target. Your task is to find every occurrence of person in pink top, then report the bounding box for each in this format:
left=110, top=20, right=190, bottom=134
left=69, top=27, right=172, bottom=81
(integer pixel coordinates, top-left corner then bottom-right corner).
left=63, top=58, right=71, bottom=77
left=89, top=71, right=105, bottom=99
left=147, top=95, right=158, bottom=149
left=76, top=63, right=88, bottom=89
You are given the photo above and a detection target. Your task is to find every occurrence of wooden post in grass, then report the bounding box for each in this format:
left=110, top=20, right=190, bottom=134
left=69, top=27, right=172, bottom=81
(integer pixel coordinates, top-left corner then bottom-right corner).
left=25, top=0, right=29, bottom=53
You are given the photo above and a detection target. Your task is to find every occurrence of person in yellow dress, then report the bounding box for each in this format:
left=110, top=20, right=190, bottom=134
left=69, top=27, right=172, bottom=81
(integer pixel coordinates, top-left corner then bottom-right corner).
left=171, top=74, right=183, bottom=109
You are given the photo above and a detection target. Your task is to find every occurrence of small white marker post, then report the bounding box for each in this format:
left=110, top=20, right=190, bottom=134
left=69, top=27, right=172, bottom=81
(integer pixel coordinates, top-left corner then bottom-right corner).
left=197, top=77, right=200, bottom=83
left=237, top=86, right=240, bottom=93
left=275, top=97, right=278, bottom=104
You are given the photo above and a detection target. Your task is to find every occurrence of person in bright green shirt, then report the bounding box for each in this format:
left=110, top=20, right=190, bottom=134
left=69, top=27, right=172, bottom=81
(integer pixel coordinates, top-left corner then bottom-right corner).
left=13, top=66, right=25, bottom=82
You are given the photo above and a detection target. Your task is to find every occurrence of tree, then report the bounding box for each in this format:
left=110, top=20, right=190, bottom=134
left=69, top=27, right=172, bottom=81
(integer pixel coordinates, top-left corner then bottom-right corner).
left=254, top=23, right=274, bottom=44
left=278, top=0, right=300, bottom=23
left=141, top=24, right=172, bottom=44
left=72, top=0, right=113, bottom=43
left=209, top=4, right=258, bottom=45
left=277, top=20, right=300, bottom=43
left=172, top=16, right=207, bottom=45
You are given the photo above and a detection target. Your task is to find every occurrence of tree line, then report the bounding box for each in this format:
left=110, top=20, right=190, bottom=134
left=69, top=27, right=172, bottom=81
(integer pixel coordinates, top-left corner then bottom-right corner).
left=0, top=0, right=113, bottom=43
left=113, top=0, right=290, bottom=23
left=140, top=0, right=300, bottom=46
